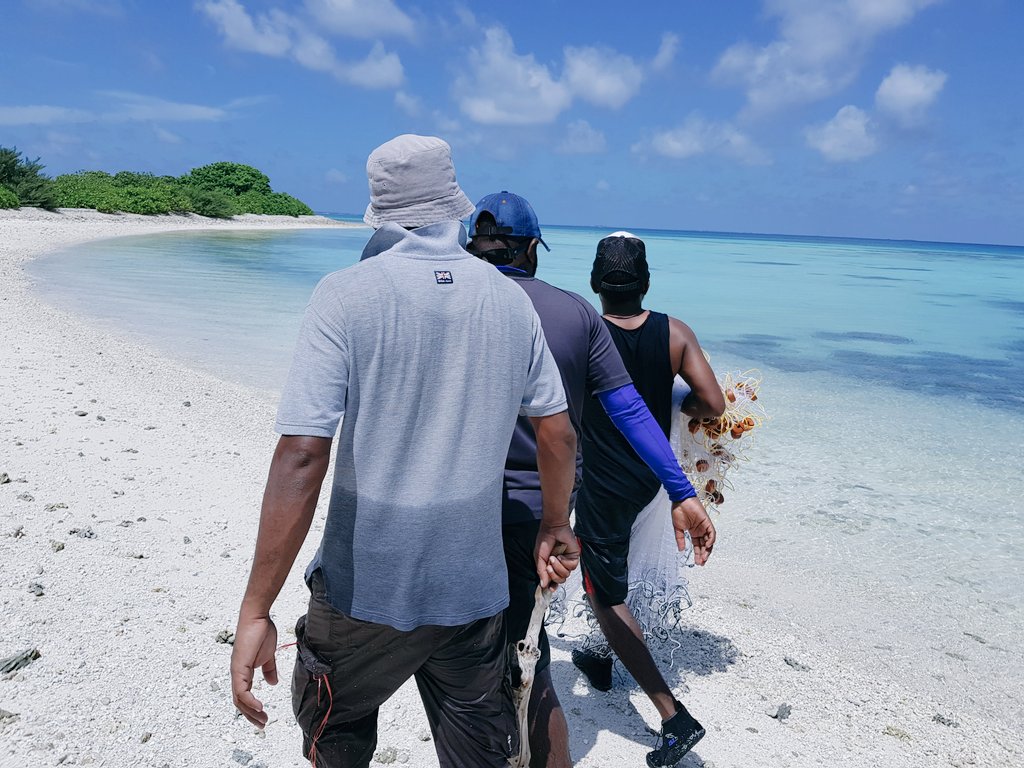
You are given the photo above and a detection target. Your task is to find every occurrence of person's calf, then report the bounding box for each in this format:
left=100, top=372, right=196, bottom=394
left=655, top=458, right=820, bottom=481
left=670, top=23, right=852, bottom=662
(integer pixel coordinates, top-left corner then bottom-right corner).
left=527, top=669, right=572, bottom=768
left=592, top=601, right=676, bottom=720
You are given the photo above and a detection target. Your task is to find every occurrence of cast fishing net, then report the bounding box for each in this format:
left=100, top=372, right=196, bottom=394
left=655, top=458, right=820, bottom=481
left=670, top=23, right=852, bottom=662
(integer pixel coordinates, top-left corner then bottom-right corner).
left=549, top=363, right=767, bottom=663
left=678, top=368, right=767, bottom=513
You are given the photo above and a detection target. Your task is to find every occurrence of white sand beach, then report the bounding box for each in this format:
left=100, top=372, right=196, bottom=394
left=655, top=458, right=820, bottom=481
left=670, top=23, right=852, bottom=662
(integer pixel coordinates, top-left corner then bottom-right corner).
left=1, top=209, right=1020, bottom=768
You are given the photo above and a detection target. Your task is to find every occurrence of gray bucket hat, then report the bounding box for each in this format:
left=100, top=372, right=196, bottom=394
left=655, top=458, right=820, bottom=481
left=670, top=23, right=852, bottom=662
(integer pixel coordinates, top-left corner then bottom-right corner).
left=363, top=134, right=475, bottom=228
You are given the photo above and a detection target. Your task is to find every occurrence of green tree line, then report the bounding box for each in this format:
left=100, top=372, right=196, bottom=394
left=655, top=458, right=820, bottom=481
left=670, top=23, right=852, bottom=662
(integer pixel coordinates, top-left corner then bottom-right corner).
left=0, top=147, right=314, bottom=217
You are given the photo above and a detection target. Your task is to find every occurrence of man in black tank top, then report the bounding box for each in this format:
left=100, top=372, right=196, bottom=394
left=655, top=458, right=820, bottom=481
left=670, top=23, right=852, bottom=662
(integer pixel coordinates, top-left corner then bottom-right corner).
left=574, top=233, right=725, bottom=767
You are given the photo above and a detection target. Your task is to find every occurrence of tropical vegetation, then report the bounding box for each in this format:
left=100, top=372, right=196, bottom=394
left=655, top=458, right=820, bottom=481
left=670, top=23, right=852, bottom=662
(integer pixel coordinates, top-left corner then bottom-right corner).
left=0, top=184, right=20, bottom=209
left=0, top=147, right=57, bottom=209
left=0, top=148, right=313, bottom=217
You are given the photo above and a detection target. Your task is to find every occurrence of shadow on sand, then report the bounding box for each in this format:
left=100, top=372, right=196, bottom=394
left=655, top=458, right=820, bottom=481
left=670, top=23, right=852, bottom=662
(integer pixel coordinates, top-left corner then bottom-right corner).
left=548, top=628, right=739, bottom=765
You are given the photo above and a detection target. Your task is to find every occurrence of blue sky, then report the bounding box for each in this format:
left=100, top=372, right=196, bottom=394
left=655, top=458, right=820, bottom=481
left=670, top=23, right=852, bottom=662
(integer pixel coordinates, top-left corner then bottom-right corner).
left=2, top=0, right=1022, bottom=245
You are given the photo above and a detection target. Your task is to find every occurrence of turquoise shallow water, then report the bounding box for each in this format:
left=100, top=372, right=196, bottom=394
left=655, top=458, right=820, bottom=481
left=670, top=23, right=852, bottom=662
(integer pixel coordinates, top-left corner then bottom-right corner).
left=28, top=224, right=1024, bottom=646
left=29, top=223, right=1024, bottom=409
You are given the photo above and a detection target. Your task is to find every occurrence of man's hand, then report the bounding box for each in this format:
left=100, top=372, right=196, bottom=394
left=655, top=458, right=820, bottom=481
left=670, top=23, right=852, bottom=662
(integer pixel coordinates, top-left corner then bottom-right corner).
left=535, top=521, right=581, bottom=590
left=230, top=613, right=279, bottom=728
left=229, top=435, right=328, bottom=726
left=530, top=410, right=578, bottom=589
left=671, top=497, right=716, bottom=565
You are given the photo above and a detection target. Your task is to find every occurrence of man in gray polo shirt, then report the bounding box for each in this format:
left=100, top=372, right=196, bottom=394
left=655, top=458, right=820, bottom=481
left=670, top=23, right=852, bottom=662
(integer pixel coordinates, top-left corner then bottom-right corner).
left=229, top=135, right=580, bottom=768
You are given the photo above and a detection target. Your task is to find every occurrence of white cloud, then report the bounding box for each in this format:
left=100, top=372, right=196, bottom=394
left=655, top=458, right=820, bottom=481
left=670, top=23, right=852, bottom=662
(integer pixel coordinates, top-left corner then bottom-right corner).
left=713, top=0, right=940, bottom=113
left=806, top=105, right=878, bottom=161
left=0, top=105, right=93, bottom=126
left=563, top=46, right=644, bottom=109
left=432, top=111, right=461, bottom=133
left=288, top=26, right=342, bottom=73
left=224, top=95, right=274, bottom=110
left=652, top=32, right=679, bottom=72
left=595, top=179, right=611, bottom=192
left=304, top=0, right=415, bottom=39
left=325, top=168, right=348, bottom=183
left=394, top=89, right=420, bottom=115
left=100, top=91, right=228, bottom=121
left=198, top=0, right=290, bottom=56
left=31, top=0, right=122, bottom=15
left=849, top=0, right=934, bottom=28
left=198, top=0, right=404, bottom=89
left=875, top=63, right=947, bottom=127
left=558, top=120, right=607, bottom=154
left=644, top=125, right=702, bottom=159
left=457, top=26, right=649, bottom=125
left=344, top=42, right=403, bottom=88
left=154, top=126, right=183, bottom=144
left=457, top=27, right=571, bottom=125
left=0, top=92, right=237, bottom=126
left=634, top=115, right=769, bottom=164
left=452, top=5, right=476, bottom=29
left=32, top=130, right=83, bottom=160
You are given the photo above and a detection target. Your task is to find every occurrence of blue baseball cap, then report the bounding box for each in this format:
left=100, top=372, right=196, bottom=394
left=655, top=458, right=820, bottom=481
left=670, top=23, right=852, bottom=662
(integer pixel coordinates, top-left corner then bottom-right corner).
left=469, top=191, right=550, bottom=251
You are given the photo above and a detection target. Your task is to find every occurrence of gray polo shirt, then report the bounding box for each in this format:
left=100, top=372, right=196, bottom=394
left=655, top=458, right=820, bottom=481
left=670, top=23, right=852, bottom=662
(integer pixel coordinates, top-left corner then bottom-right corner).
left=275, top=221, right=567, bottom=630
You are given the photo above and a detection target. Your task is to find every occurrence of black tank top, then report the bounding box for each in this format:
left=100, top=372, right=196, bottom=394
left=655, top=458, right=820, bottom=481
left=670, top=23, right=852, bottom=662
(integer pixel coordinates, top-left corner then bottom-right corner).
left=575, top=311, right=674, bottom=542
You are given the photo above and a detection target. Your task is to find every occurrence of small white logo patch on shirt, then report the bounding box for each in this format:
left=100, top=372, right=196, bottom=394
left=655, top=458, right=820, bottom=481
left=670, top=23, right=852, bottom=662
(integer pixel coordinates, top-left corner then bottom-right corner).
left=434, top=270, right=453, bottom=284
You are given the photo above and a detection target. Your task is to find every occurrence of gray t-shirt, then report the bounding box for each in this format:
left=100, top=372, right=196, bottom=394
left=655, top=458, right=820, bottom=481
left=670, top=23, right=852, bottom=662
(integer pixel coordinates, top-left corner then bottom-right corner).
left=275, top=221, right=567, bottom=631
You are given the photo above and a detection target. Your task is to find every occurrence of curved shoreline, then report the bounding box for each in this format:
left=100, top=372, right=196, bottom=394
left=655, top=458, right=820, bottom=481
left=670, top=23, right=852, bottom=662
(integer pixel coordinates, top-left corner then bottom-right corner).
left=1, top=207, right=359, bottom=263
left=0, top=208, right=363, bottom=766
left=1, top=209, right=1020, bottom=767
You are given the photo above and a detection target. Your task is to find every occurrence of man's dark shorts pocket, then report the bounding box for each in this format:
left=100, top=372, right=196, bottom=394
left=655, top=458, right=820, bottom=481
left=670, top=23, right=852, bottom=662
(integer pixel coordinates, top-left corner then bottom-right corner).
left=291, top=613, right=333, bottom=736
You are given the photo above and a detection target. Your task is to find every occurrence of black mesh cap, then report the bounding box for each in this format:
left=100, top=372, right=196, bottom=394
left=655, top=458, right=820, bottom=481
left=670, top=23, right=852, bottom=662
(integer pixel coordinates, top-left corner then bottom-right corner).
left=592, top=232, right=649, bottom=292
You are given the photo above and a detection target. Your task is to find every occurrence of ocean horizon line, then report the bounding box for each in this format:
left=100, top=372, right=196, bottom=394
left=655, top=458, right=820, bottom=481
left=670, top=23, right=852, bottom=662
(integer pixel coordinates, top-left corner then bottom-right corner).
left=317, top=211, right=1024, bottom=253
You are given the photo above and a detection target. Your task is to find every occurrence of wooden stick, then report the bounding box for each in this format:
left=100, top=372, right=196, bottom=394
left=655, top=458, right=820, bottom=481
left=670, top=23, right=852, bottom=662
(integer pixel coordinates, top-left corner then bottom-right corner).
left=509, top=586, right=552, bottom=768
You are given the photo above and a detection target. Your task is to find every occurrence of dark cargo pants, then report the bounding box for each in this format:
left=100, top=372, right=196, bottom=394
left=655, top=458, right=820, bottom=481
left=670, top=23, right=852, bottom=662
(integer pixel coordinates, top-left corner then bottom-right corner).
left=291, top=572, right=518, bottom=768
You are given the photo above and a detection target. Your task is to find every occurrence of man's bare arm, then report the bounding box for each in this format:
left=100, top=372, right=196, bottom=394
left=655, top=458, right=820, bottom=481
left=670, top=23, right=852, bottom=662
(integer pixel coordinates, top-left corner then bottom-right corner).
left=240, top=435, right=332, bottom=613
left=669, top=317, right=726, bottom=418
left=529, top=410, right=580, bottom=588
left=231, top=435, right=331, bottom=728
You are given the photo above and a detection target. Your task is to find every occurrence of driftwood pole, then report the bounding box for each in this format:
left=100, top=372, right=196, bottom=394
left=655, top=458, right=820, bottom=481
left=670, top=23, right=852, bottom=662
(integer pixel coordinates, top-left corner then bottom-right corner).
left=509, top=586, right=552, bottom=768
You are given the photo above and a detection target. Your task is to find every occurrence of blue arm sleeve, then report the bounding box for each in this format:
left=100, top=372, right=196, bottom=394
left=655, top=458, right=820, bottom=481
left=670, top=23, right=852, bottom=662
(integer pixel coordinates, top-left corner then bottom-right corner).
left=597, top=383, right=697, bottom=503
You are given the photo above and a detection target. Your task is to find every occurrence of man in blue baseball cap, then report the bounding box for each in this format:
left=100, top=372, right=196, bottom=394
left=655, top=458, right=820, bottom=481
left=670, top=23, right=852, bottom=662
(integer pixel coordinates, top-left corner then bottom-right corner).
left=468, top=192, right=711, bottom=768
